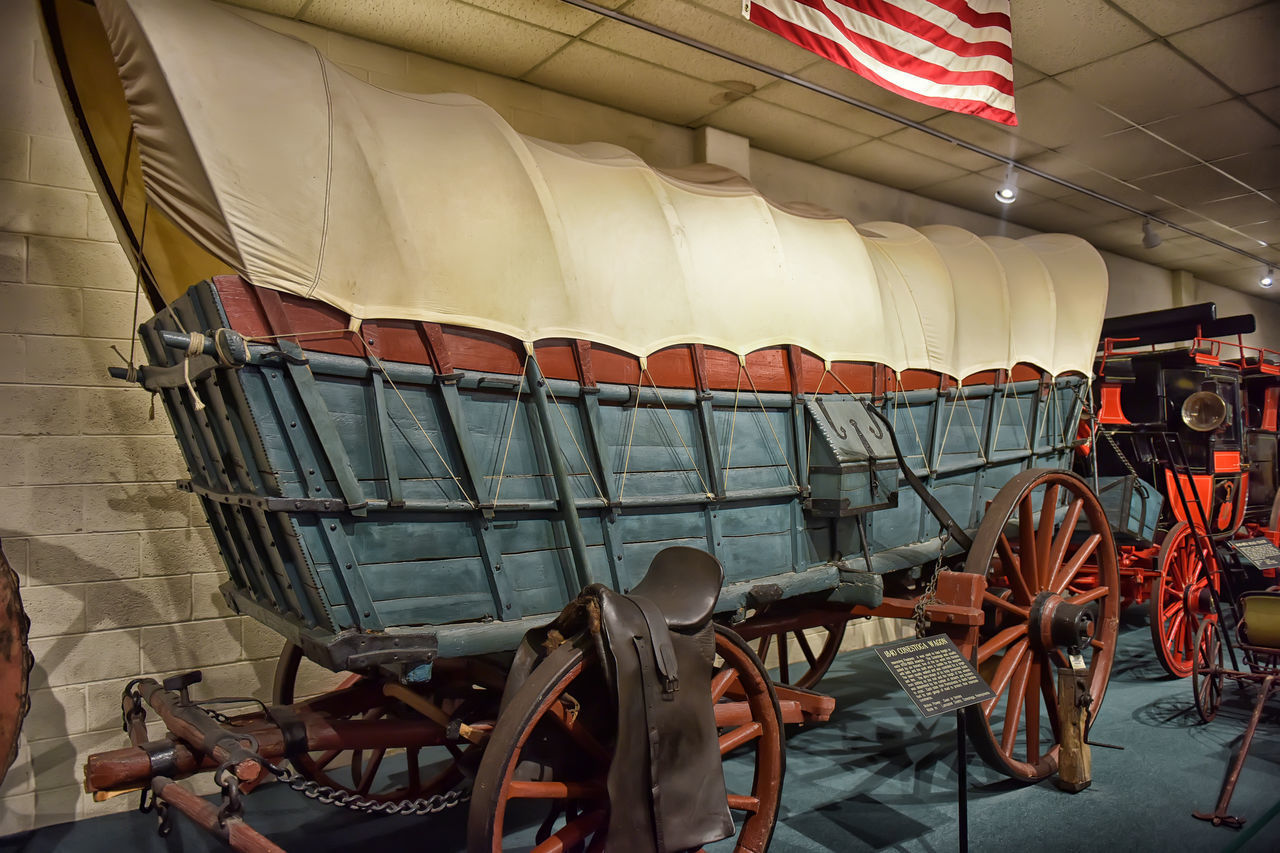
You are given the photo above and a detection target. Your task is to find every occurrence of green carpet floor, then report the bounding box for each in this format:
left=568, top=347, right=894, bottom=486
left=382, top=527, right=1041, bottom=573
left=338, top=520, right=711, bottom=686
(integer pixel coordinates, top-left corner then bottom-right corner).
left=4, top=612, right=1278, bottom=852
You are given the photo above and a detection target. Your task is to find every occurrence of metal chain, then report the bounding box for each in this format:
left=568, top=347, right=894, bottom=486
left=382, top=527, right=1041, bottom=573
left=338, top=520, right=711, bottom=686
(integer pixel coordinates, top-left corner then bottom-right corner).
left=1071, top=386, right=1138, bottom=478
left=269, top=763, right=471, bottom=816
left=913, top=529, right=950, bottom=638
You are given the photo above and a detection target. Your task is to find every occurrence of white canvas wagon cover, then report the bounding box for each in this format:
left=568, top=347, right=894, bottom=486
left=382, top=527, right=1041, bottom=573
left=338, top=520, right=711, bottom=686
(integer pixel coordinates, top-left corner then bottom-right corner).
left=94, top=0, right=1108, bottom=379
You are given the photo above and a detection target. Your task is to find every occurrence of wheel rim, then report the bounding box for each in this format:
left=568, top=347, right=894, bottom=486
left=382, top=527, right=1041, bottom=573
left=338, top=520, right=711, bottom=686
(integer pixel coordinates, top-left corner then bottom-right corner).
left=964, top=469, right=1120, bottom=782
left=754, top=621, right=846, bottom=689
left=1191, top=619, right=1224, bottom=724
left=470, top=626, right=783, bottom=852
left=273, top=642, right=499, bottom=802
left=1149, top=522, right=1216, bottom=678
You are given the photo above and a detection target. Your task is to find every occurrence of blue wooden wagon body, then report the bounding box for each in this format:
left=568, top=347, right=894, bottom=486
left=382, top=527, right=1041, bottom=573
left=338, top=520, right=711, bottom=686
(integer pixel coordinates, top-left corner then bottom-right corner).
left=141, top=280, right=1086, bottom=673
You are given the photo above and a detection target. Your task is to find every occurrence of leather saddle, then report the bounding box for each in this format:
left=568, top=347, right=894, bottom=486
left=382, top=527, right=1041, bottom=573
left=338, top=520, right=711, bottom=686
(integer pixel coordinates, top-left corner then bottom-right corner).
left=504, top=546, right=731, bottom=852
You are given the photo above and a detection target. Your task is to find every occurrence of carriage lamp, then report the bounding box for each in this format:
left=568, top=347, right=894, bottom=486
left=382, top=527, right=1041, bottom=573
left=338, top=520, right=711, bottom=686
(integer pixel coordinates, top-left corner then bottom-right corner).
left=1263, top=267, right=1275, bottom=288
left=1181, top=390, right=1229, bottom=432
left=1141, top=218, right=1162, bottom=249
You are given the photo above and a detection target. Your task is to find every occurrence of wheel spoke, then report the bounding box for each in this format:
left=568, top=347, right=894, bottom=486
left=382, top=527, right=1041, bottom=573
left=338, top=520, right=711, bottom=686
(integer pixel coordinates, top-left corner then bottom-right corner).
left=983, top=637, right=1030, bottom=718
left=778, top=634, right=790, bottom=684
left=1051, top=533, right=1100, bottom=594
left=997, top=534, right=1032, bottom=604
left=726, top=794, right=761, bottom=813
left=719, top=722, right=763, bottom=754
left=1046, top=498, right=1084, bottom=587
left=547, top=697, right=611, bottom=766
left=977, top=623, right=1028, bottom=666
left=982, top=590, right=1030, bottom=619
left=313, top=747, right=342, bottom=772
left=1024, top=658, right=1041, bottom=764
left=709, top=667, right=737, bottom=703
left=1035, top=484, right=1060, bottom=584
left=507, top=780, right=607, bottom=801
left=1067, top=585, right=1110, bottom=607
left=795, top=630, right=818, bottom=668
left=406, top=747, right=421, bottom=795
left=1019, top=494, right=1040, bottom=591
left=1000, top=654, right=1031, bottom=755
left=530, top=808, right=608, bottom=853
left=356, top=748, right=386, bottom=796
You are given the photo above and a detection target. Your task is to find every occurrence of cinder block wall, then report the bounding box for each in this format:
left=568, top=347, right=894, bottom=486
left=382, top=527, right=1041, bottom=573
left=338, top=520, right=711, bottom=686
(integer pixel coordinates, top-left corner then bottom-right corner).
left=3, top=0, right=1276, bottom=834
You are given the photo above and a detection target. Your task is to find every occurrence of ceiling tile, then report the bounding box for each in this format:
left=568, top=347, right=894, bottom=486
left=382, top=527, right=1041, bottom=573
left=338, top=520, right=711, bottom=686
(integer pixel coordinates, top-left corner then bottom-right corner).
left=1197, top=193, right=1280, bottom=229
left=1142, top=99, right=1280, bottom=163
left=227, top=0, right=310, bottom=16
left=523, top=41, right=728, bottom=125
left=752, top=81, right=902, bottom=137
left=1058, top=128, right=1198, bottom=181
left=816, top=140, right=968, bottom=191
left=1076, top=215, right=1148, bottom=247
left=1133, top=164, right=1254, bottom=207
left=1169, top=4, right=1280, bottom=95
left=1212, top=148, right=1280, bottom=191
left=915, top=173, right=1049, bottom=217
left=1008, top=0, right=1150, bottom=75
left=634, top=0, right=822, bottom=75
left=1107, top=0, right=1259, bottom=37
left=1132, top=235, right=1220, bottom=265
left=1007, top=199, right=1112, bottom=234
left=1011, top=79, right=1129, bottom=148
left=920, top=112, right=1046, bottom=162
left=456, top=0, right=621, bottom=36
left=1055, top=41, right=1229, bottom=124
left=700, top=97, right=868, bottom=162
left=1247, top=86, right=1280, bottom=122
left=879, top=127, right=999, bottom=172
left=585, top=19, right=774, bottom=90
left=1237, top=220, right=1280, bottom=247
left=1013, top=61, right=1045, bottom=88
left=302, top=0, right=569, bottom=77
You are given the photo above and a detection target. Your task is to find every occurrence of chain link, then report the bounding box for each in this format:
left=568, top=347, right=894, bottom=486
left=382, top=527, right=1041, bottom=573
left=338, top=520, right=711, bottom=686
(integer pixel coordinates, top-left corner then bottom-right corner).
left=913, top=529, right=950, bottom=638
left=269, top=762, right=471, bottom=816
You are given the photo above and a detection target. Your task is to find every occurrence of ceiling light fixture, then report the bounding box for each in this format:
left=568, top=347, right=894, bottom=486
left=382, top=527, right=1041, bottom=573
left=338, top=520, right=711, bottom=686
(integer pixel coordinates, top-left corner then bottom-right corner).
left=1263, top=267, right=1275, bottom=288
left=1142, top=218, right=1162, bottom=249
left=994, top=169, right=1017, bottom=205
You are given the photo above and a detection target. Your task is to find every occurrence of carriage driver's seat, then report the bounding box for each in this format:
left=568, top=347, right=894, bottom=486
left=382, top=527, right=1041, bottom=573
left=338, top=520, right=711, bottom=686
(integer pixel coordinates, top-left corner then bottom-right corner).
left=629, top=546, right=724, bottom=632
left=1239, top=590, right=1280, bottom=650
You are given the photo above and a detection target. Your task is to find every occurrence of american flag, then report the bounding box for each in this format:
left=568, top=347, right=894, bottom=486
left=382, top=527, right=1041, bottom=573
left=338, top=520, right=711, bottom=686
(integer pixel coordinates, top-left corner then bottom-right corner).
left=744, top=0, right=1016, bottom=125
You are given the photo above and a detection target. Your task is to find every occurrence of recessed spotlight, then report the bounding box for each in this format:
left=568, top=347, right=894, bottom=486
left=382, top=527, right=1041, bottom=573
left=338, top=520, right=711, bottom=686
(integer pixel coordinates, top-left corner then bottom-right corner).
left=1263, top=267, right=1275, bottom=288
left=994, top=186, right=1017, bottom=204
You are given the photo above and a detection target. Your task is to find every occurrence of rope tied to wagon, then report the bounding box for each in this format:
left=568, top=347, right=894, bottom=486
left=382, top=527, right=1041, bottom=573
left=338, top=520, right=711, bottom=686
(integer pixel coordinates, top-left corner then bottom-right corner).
left=724, top=356, right=800, bottom=494
left=619, top=359, right=715, bottom=502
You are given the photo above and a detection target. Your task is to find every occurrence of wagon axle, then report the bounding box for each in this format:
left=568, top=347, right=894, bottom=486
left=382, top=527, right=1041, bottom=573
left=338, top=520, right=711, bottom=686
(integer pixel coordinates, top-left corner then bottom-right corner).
left=1028, top=593, right=1098, bottom=653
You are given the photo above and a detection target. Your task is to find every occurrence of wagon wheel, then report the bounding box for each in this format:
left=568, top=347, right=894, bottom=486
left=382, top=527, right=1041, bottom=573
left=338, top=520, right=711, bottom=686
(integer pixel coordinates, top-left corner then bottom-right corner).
left=0, top=544, right=32, bottom=785
left=468, top=624, right=784, bottom=851
left=1191, top=619, right=1225, bottom=724
left=754, top=621, right=847, bottom=689
left=273, top=642, right=503, bottom=802
left=1149, top=521, right=1218, bottom=678
left=964, top=469, right=1120, bottom=782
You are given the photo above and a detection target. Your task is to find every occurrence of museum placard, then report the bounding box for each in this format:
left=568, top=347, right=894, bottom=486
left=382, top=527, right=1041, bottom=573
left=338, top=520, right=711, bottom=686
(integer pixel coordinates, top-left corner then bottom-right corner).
left=875, top=634, right=996, bottom=718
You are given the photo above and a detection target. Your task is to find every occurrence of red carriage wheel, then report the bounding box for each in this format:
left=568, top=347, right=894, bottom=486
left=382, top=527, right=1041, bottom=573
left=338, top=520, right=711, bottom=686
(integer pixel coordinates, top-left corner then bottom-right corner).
left=1191, top=619, right=1225, bottom=724
left=273, top=642, right=502, bottom=802
left=754, top=621, right=847, bottom=689
left=1149, top=522, right=1217, bottom=678
left=467, top=624, right=784, bottom=851
left=0, top=545, right=32, bottom=785
left=964, top=469, right=1120, bottom=782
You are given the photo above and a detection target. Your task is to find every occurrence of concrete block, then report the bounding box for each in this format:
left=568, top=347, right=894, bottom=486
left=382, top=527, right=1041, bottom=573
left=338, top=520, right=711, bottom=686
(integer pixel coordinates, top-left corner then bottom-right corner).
left=0, top=334, right=24, bottom=382
left=29, top=135, right=94, bottom=191
left=27, top=234, right=133, bottom=289
left=26, top=531, right=140, bottom=585
left=0, top=385, right=81, bottom=435
left=0, top=231, right=24, bottom=280
left=0, top=791, right=36, bottom=836
left=38, top=779, right=137, bottom=826
left=85, top=199, right=119, bottom=242
left=24, top=335, right=131, bottom=385
left=84, top=575, right=193, bottom=630
left=19, top=582, right=85, bottom=638
left=0, top=736, right=33, bottom=799
left=0, top=75, right=74, bottom=140
left=140, top=617, right=243, bottom=672
left=81, top=386, right=171, bottom=435
left=24, top=685, right=88, bottom=740
left=21, top=435, right=186, bottom=486
left=0, top=181, right=87, bottom=238
left=27, top=628, right=141, bottom=688
left=0, top=437, right=29, bottom=487
left=82, top=287, right=148, bottom=340
left=241, top=617, right=287, bottom=661
left=82, top=481, right=191, bottom=533
left=1, top=538, right=28, bottom=584
left=29, top=730, right=126, bottom=793
left=0, top=282, right=83, bottom=335
left=0, top=485, right=85, bottom=539
left=82, top=657, right=274, bottom=732
left=192, top=571, right=237, bottom=620
left=291, top=653, right=348, bottom=700
left=140, top=526, right=221, bottom=577
left=0, top=130, right=28, bottom=182
left=399, top=52, right=485, bottom=96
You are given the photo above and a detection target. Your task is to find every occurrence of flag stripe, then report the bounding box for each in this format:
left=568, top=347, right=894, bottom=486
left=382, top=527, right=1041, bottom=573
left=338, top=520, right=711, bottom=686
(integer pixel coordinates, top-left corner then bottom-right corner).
left=912, top=0, right=1011, bottom=32
left=752, top=2, right=1014, bottom=103
left=746, top=0, right=1016, bottom=125
left=810, top=0, right=1012, bottom=71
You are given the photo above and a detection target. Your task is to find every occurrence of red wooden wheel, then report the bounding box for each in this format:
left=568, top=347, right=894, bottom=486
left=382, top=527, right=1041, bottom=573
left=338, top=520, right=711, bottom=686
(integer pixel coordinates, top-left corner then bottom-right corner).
left=467, top=624, right=784, bottom=851
left=964, top=469, right=1120, bottom=782
left=273, top=642, right=502, bottom=802
left=754, top=621, right=847, bottom=689
left=1149, top=522, right=1217, bottom=678
left=1191, top=619, right=1224, bottom=724
left=0, top=544, right=32, bottom=785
